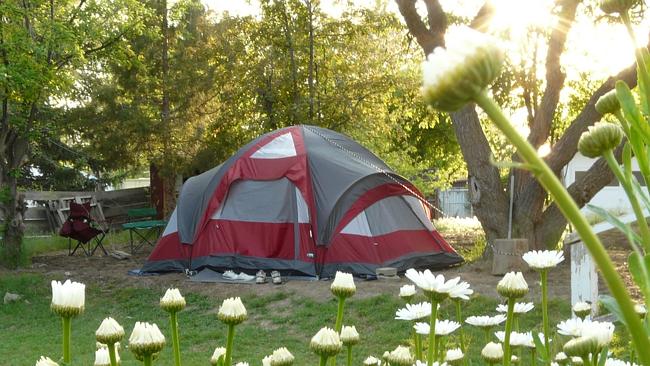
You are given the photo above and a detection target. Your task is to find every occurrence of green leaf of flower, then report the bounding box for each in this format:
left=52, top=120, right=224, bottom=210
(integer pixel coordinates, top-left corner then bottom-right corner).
left=586, top=204, right=642, bottom=245
left=628, top=252, right=650, bottom=302
left=598, top=294, right=626, bottom=326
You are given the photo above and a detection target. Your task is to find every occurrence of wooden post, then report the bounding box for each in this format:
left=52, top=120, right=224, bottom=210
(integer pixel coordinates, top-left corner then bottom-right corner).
left=570, top=241, right=598, bottom=315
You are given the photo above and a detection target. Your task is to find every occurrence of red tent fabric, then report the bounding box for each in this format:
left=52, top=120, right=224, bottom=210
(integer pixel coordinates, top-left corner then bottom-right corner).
left=142, top=126, right=462, bottom=276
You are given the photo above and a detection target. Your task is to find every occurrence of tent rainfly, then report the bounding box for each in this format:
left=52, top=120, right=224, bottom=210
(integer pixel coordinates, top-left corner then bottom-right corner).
left=142, top=125, right=462, bottom=277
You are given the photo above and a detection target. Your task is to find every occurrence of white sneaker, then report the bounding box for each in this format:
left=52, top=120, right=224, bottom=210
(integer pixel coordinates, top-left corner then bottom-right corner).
left=223, top=270, right=238, bottom=280
left=236, top=272, right=255, bottom=281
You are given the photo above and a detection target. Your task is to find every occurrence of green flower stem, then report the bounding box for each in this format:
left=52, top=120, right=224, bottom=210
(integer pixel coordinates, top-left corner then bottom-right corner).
left=330, top=297, right=346, bottom=366
left=603, top=149, right=650, bottom=251
left=414, top=326, right=423, bottom=360
left=224, top=324, right=235, bottom=366
left=434, top=336, right=441, bottom=362
left=483, top=328, right=491, bottom=344
left=454, top=300, right=466, bottom=354
left=335, top=297, right=346, bottom=332
left=346, top=345, right=352, bottom=366
left=503, top=298, right=515, bottom=366
left=143, top=353, right=153, bottom=366
left=474, top=91, right=650, bottom=365
left=591, top=351, right=599, bottom=366
left=531, top=348, right=537, bottom=366
left=319, top=355, right=329, bottom=366
left=107, top=342, right=118, bottom=366
left=581, top=355, right=591, bottom=366
left=427, top=298, right=439, bottom=366
left=62, top=316, right=71, bottom=364
left=540, top=269, right=550, bottom=360
left=170, top=311, right=182, bottom=366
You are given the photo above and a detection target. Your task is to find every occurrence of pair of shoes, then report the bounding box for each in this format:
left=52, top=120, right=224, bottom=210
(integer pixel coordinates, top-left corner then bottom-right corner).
left=223, top=270, right=255, bottom=281
left=271, top=270, right=282, bottom=285
left=256, top=270, right=267, bottom=284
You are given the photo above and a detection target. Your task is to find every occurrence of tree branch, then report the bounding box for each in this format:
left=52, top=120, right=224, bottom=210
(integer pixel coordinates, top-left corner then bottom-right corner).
left=546, top=63, right=637, bottom=173
left=537, top=142, right=624, bottom=248
left=395, top=0, right=445, bottom=55
left=527, top=0, right=579, bottom=149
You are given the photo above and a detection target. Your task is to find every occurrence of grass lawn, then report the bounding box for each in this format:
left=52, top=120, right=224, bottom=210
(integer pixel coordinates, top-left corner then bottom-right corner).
left=1, top=272, right=584, bottom=366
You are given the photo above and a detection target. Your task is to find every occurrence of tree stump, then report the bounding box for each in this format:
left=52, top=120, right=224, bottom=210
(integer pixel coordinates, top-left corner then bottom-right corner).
left=491, top=238, right=529, bottom=275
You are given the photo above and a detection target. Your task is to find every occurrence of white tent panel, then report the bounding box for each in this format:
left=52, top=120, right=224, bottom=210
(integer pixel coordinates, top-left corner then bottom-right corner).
left=251, top=132, right=297, bottom=159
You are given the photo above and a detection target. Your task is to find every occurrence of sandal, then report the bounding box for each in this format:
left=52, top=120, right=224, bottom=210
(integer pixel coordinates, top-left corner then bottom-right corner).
left=256, top=270, right=267, bottom=284
left=271, top=270, right=282, bottom=285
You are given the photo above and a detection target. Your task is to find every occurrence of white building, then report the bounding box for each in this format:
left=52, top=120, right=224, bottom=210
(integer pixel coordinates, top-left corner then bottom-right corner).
left=563, top=152, right=646, bottom=215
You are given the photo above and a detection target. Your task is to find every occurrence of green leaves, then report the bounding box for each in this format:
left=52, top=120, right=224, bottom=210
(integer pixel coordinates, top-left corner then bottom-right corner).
left=599, top=295, right=626, bottom=325
left=628, top=252, right=650, bottom=302
left=586, top=204, right=642, bottom=244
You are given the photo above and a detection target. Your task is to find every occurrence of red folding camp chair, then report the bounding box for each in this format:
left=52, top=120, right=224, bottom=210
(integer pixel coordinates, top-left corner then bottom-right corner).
left=59, top=201, right=107, bottom=256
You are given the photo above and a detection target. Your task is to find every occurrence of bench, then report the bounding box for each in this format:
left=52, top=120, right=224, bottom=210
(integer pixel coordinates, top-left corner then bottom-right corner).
left=122, top=208, right=167, bottom=254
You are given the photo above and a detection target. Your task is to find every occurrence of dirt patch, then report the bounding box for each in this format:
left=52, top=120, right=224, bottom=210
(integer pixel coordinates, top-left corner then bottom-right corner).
left=12, top=245, right=574, bottom=304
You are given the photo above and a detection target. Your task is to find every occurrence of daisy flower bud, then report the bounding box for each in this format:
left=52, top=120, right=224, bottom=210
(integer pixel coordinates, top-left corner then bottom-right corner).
left=218, top=297, right=248, bottom=325
left=94, top=347, right=111, bottom=366
left=270, top=347, right=294, bottom=366
left=578, top=122, right=623, bottom=158
left=422, top=26, right=504, bottom=112
left=331, top=272, right=356, bottom=298
left=210, top=347, right=227, bottom=365
left=600, top=0, right=637, bottom=14
left=386, top=345, right=413, bottom=366
left=497, top=272, right=528, bottom=299
left=481, top=342, right=504, bottom=363
left=572, top=302, right=592, bottom=319
left=555, top=351, right=569, bottom=365
left=363, top=356, right=381, bottom=365
left=340, top=325, right=360, bottom=346
left=399, top=284, right=416, bottom=301
left=128, top=322, right=165, bottom=359
left=160, top=288, right=186, bottom=313
left=262, top=355, right=273, bottom=366
left=35, top=356, right=59, bottom=366
left=51, top=280, right=85, bottom=318
left=595, top=90, right=620, bottom=115
left=95, top=317, right=124, bottom=345
left=445, top=347, right=465, bottom=365
left=310, top=327, right=342, bottom=357
left=563, top=335, right=599, bottom=358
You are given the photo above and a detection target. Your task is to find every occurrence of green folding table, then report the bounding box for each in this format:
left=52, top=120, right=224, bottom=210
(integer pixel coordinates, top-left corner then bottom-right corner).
left=122, top=208, right=167, bottom=254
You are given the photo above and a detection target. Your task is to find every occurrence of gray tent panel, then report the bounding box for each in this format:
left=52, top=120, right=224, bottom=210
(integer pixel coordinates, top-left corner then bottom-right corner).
left=365, top=196, right=428, bottom=236
left=404, top=196, right=435, bottom=231
left=162, top=208, right=178, bottom=237
left=213, top=178, right=297, bottom=223
left=341, top=211, right=372, bottom=236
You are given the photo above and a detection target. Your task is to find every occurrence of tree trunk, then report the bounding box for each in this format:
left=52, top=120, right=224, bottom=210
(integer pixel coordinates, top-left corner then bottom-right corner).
left=0, top=174, right=26, bottom=268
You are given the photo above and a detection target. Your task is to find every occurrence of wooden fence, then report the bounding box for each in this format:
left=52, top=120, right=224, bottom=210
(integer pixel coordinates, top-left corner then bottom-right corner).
left=18, top=187, right=150, bottom=233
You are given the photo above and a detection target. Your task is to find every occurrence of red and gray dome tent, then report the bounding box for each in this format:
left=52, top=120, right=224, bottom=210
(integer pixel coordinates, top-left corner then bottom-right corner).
left=142, top=125, right=462, bottom=277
